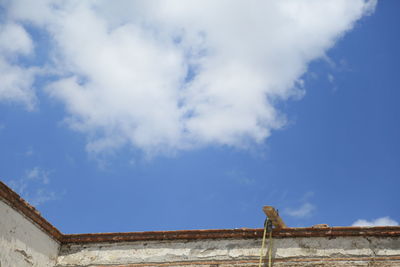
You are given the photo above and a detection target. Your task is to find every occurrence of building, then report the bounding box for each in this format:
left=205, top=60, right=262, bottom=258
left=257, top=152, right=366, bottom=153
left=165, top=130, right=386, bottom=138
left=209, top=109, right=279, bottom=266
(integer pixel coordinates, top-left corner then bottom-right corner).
left=1, top=181, right=399, bottom=267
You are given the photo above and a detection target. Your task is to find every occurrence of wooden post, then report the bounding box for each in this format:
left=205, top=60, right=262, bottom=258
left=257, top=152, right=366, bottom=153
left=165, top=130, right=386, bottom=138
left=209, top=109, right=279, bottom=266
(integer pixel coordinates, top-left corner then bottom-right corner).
left=263, top=206, right=287, bottom=229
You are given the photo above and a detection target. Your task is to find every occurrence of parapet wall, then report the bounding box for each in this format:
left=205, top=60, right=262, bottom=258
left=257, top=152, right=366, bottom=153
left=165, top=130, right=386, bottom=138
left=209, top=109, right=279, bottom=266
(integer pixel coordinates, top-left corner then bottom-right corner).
left=1, top=181, right=400, bottom=267
left=56, top=231, right=400, bottom=266
left=0, top=200, right=60, bottom=267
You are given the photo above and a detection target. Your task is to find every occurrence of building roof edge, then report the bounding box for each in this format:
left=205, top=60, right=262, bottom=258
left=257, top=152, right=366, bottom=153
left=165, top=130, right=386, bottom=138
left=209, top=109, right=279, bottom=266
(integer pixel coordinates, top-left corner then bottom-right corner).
left=1, top=180, right=399, bottom=245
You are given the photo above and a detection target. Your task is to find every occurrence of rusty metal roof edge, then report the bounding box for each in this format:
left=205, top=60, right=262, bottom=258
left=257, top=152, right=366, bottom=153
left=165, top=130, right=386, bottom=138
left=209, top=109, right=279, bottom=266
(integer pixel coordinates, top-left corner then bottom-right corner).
left=1, top=180, right=400, bottom=245
left=61, top=226, right=400, bottom=244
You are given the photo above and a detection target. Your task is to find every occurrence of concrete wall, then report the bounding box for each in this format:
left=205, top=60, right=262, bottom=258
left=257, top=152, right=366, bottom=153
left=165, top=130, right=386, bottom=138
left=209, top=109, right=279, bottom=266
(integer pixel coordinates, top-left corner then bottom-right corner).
left=0, top=200, right=60, bottom=267
left=57, top=235, right=400, bottom=266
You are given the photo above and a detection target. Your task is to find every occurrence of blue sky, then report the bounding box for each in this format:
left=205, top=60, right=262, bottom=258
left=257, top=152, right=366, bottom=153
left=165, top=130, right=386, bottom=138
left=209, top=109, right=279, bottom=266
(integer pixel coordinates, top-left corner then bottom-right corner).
left=0, top=0, right=399, bottom=233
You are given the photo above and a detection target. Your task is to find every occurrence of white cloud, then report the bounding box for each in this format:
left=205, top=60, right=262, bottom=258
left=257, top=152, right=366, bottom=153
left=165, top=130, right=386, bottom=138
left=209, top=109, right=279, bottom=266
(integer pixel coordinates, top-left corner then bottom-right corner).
left=2, top=0, right=377, bottom=155
left=0, top=23, right=33, bottom=55
left=226, top=170, right=255, bottom=186
left=25, top=147, right=34, bottom=156
left=328, top=74, right=335, bottom=83
left=352, top=217, right=399, bottom=227
left=7, top=167, right=56, bottom=206
left=0, top=22, right=37, bottom=109
left=26, top=167, right=50, bottom=184
left=285, top=202, right=316, bottom=218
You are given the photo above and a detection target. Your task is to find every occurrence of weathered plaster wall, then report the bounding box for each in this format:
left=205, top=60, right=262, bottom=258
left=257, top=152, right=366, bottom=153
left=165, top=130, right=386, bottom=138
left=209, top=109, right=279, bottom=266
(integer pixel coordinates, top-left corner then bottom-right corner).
left=0, top=200, right=59, bottom=267
left=57, top=235, right=400, bottom=266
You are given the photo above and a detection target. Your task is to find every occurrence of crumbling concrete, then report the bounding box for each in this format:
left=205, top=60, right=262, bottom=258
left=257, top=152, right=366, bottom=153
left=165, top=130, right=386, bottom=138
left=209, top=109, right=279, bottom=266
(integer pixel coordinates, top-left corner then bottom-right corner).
left=55, top=235, right=400, bottom=266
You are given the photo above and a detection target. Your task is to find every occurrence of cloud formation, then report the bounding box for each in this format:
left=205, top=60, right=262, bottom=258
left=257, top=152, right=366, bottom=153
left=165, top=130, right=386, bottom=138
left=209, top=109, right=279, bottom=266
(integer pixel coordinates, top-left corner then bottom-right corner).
left=7, top=167, right=57, bottom=206
left=352, top=217, right=399, bottom=227
left=1, top=0, right=377, bottom=155
left=0, top=22, right=37, bottom=109
left=285, top=202, right=316, bottom=218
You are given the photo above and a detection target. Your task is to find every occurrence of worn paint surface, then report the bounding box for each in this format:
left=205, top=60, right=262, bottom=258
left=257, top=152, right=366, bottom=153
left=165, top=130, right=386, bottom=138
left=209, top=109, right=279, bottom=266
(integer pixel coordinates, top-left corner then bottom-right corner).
left=56, top=235, right=400, bottom=266
left=0, top=200, right=60, bottom=267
